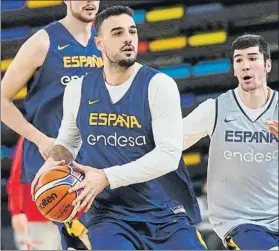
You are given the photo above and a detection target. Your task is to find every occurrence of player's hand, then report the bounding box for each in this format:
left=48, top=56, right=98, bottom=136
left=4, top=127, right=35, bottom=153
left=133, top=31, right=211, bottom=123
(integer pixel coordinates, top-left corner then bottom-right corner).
left=69, top=162, right=109, bottom=212
left=31, top=159, right=65, bottom=200
left=36, top=136, right=55, bottom=160
left=11, top=213, right=28, bottom=234
left=266, top=120, right=278, bottom=138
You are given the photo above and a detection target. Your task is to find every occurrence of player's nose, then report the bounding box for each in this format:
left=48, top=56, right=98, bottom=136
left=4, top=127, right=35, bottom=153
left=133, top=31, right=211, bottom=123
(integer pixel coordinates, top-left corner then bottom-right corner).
left=242, top=59, right=251, bottom=69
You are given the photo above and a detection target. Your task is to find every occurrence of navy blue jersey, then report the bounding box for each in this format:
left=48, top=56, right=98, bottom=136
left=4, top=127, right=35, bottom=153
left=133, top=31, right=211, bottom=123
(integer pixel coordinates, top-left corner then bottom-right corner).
left=76, top=66, right=201, bottom=224
left=23, top=21, right=102, bottom=182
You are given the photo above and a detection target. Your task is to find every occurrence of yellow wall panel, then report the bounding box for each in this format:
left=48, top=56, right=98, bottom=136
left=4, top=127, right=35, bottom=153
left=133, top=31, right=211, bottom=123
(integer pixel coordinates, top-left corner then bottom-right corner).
left=146, top=6, right=184, bottom=22
left=1, top=59, right=13, bottom=72
left=188, top=31, right=227, bottom=46
left=183, top=153, right=201, bottom=166
left=27, top=0, right=63, bottom=8
left=1, top=58, right=27, bottom=99
left=149, top=36, right=187, bottom=52
left=15, top=87, right=27, bottom=100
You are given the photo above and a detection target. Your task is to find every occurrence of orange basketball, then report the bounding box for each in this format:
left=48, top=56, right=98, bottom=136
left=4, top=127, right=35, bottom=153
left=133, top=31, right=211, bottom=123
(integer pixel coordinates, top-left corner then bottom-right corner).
left=34, top=165, right=86, bottom=223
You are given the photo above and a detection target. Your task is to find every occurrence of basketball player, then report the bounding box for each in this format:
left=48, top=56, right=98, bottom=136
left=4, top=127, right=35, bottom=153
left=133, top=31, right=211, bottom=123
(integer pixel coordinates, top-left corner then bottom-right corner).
left=1, top=1, right=102, bottom=249
left=182, top=34, right=278, bottom=250
left=32, top=6, right=207, bottom=250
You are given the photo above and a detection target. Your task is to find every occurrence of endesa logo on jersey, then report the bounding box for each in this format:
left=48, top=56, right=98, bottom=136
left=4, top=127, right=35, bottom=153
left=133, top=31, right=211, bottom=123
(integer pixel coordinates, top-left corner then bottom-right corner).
left=86, top=112, right=146, bottom=147
left=60, top=73, right=86, bottom=85
left=223, top=149, right=278, bottom=163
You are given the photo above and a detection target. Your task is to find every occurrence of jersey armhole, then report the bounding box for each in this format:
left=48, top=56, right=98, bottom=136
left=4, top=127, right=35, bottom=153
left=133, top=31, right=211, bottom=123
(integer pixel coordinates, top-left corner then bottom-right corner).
left=211, top=99, right=218, bottom=137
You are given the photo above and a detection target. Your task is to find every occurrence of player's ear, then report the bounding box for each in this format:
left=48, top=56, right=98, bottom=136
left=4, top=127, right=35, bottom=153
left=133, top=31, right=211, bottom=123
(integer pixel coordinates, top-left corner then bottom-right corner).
left=265, top=59, right=272, bottom=74
left=94, top=36, right=103, bottom=51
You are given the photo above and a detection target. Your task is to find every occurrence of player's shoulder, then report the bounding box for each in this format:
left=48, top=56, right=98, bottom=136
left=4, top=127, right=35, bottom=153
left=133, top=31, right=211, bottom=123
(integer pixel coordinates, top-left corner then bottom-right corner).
left=83, top=67, right=103, bottom=80
left=272, top=88, right=279, bottom=98
left=270, top=88, right=279, bottom=106
left=216, top=89, right=233, bottom=102
left=197, top=98, right=216, bottom=114
left=148, top=73, right=178, bottom=99
left=15, top=28, right=49, bottom=67
left=76, top=67, right=104, bottom=90
left=144, top=65, right=177, bottom=87
left=24, top=28, right=50, bottom=52
left=203, top=90, right=232, bottom=109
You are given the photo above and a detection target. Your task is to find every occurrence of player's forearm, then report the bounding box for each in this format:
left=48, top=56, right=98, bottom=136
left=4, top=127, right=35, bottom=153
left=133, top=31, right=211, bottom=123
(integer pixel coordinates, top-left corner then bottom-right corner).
left=105, top=142, right=181, bottom=189
left=182, top=99, right=216, bottom=150
left=182, top=116, right=208, bottom=151
left=49, top=145, right=74, bottom=165
left=1, top=99, right=47, bottom=145
left=183, top=131, right=205, bottom=151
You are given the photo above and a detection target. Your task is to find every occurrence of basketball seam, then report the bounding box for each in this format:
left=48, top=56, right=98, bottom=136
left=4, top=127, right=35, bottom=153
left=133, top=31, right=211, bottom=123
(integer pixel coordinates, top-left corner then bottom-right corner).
left=44, top=178, right=79, bottom=217
left=35, top=166, right=81, bottom=190
left=35, top=168, right=71, bottom=190
left=35, top=172, right=82, bottom=200
left=63, top=193, right=81, bottom=223
left=44, top=190, right=69, bottom=216
left=35, top=179, right=72, bottom=200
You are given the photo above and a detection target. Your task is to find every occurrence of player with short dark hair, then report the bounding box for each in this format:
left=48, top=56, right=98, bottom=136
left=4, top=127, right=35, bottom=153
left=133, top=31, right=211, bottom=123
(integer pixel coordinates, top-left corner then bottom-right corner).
left=182, top=34, right=278, bottom=250
left=33, top=5, right=207, bottom=250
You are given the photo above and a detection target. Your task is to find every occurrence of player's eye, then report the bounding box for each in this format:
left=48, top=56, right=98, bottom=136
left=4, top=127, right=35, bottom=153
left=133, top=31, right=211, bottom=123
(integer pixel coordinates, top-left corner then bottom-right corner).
left=113, top=31, right=123, bottom=36
left=235, top=58, right=242, bottom=63
left=130, top=30, right=137, bottom=34
left=249, top=57, right=257, bottom=61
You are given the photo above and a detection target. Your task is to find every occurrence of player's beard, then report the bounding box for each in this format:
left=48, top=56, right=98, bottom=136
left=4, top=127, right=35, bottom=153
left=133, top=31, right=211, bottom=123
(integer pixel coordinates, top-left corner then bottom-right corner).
left=105, top=50, right=137, bottom=69
left=70, top=3, right=95, bottom=23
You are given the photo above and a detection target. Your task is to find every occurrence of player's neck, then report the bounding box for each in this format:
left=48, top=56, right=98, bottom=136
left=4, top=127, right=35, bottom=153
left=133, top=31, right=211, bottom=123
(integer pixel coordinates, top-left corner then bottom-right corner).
left=60, top=17, right=92, bottom=47
left=103, top=63, right=137, bottom=86
left=237, top=85, right=271, bottom=109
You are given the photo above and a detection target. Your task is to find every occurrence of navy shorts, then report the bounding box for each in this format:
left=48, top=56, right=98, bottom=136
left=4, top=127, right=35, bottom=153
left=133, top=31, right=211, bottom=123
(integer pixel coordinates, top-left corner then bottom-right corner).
left=88, top=217, right=207, bottom=250
left=225, top=224, right=278, bottom=250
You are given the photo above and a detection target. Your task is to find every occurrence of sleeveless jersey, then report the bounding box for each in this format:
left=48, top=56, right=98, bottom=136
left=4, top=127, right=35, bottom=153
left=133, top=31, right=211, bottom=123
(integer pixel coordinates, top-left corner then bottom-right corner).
left=23, top=21, right=102, bottom=182
left=208, top=90, right=278, bottom=239
left=76, top=66, right=201, bottom=224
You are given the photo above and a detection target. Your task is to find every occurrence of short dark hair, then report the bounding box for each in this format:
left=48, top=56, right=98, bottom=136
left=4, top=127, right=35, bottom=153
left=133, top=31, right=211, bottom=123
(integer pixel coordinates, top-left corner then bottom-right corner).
left=95, top=6, right=134, bottom=35
left=232, top=34, right=271, bottom=61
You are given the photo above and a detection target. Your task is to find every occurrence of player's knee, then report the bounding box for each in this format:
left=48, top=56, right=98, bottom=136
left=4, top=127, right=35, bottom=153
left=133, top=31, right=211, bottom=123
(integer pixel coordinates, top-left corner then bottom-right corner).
left=269, top=246, right=278, bottom=250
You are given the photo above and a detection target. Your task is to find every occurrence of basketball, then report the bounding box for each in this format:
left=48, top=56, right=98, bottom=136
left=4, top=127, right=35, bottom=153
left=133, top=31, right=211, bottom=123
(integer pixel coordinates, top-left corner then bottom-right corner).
left=34, top=165, right=86, bottom=223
